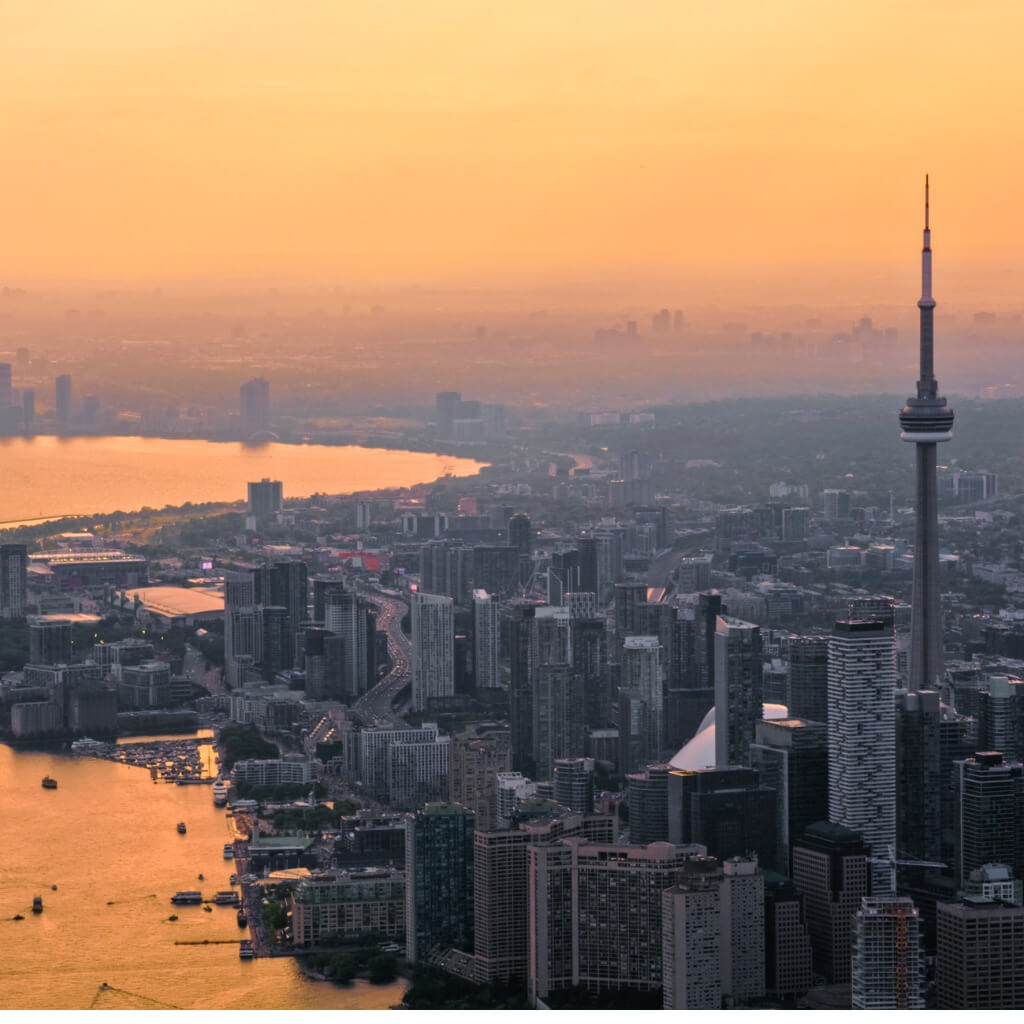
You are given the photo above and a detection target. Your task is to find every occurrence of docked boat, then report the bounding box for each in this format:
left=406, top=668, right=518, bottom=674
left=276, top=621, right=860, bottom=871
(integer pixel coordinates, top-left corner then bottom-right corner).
left=170, top=891, right=203, bottom=905
left=214, top=891, right=240, bottom=906
left=41, top=777, right=57, bottom=790
left=229, top=874, right=238, bottom=885
left=223, top=844, right=235, bottom=860
left=236, top=909, right=248, bottom=928
left=238, top=939, right=254, bottom=960
left=176, top=822, right=187, bottom=834
left=212, top=779, right=228, bottom=806
left=32, top=896, right=43, bottom=914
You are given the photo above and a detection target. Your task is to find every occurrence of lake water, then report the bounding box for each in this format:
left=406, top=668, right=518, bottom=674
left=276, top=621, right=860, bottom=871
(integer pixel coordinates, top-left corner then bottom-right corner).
left=0, top=435, right=483, bottom=525
left=0, top=743, right=406, bottom=1010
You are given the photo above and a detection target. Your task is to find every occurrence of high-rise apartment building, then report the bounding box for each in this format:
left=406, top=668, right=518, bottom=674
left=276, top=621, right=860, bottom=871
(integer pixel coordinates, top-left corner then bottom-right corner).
left=714, top=616, right=763, bottom=767
left=506, top=602, right=538, bottom=775
left=224, top=570, right=262, bottom=688
left=827, top=619, right=896, bottom=887
left=266, top=560, right=308, bottom=666
left=405, top=803, right=475, bottom=963
left=324, top=587, right=374, bottom=701
left=529, top=839, right=703, bottom=1002
left=411, top=592, right=454, bottom=711
left=627, top=763, right=670, bottom=844
left=247, top=478, right=283, bottom=519
left=1, top=544, right=28, bottom=619
left=473, top=811, right=614, bottom=985
left=386, top=734, right=450, bottom=811
left=472, top=590, right=500, bottom=689
left=850, top=896, right=925, bottom=1009
left=448, top=726, right=511, bottom=831
left=532, top=663, right=584, bottom=780
left=660, top=854, right=766, bottom=1010
left=552, top=757, right=595, bottom=814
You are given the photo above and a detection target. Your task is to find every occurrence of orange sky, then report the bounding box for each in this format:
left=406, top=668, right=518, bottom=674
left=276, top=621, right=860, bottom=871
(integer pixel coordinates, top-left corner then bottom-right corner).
left=2, top=1, right=1022, bottom=303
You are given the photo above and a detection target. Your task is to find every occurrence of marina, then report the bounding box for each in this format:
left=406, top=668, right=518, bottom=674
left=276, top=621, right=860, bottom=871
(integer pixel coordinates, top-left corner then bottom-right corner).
left=1, top=743, right=405, bottom=1009
left=72, top=735, right=216, bottom=783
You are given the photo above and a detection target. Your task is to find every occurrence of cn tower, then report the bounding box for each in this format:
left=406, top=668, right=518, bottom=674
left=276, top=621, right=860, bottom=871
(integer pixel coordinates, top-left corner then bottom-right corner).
left=899, top=177, right=953, bottom=690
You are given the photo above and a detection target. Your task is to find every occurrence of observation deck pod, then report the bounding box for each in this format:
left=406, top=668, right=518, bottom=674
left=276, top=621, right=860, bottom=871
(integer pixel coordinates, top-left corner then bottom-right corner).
left=899, top=396, right=954, bottom=443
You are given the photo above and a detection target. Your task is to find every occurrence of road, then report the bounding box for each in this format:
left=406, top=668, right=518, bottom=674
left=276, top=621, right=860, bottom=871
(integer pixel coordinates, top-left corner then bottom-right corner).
left=352, top=588, right=411, bottom=729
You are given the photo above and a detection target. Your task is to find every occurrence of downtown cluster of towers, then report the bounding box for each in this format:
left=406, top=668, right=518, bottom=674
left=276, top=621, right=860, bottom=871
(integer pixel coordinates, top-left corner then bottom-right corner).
left=394, top=184, right=1023, bottom=1009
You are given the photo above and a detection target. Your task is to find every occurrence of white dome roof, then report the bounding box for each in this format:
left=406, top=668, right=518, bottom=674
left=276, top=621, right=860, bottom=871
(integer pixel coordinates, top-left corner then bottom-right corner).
left=668, top=703, right=790, bottom=771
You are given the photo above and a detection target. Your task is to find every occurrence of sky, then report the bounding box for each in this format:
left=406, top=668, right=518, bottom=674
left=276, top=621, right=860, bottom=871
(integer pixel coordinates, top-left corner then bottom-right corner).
left=2, top=1, right=1023, bottom=304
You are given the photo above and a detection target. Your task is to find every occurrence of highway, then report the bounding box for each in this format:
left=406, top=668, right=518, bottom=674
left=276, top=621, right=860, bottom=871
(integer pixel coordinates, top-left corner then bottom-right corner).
left=352, top=588, right=411, bottom=729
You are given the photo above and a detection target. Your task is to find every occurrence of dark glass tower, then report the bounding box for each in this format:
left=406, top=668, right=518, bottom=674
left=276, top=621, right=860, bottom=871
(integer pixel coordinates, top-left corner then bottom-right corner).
left=899, top=178, right=954, bottom=689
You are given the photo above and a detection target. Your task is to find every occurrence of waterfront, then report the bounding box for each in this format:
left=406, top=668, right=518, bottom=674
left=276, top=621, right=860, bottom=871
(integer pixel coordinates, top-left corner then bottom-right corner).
left=0, top=435, right=483, bottom=525
left=0, top=743, right=405, bottom=1010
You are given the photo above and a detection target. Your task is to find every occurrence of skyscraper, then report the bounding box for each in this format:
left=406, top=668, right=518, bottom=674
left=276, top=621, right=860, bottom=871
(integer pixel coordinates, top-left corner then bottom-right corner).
left=827, top=619, right=896, bottom=887
left=411, top=591, right=454, bottom=711
left=899, top=177, right=954, bottom=690
left=714, top=616, right=762, bottom=767
left=952, top=751, right=1024, bottom=886
left=247, top=478, right=283, bottom=519
left=224, top=570, right=261, bottom=687
left=472, top=590, right=500, bottom=689
left=55, top=373, right=72, bottom=426
left=621, top=635, right=664, bottom=764
left=791, top=821, right=871, bottom=984
left=935, top=896, right=1024, bottom=1009
left=405, top=803, right=475, bottom=963
left=786, top=635, right=828, bottom=723
left=240, top=377, right=271, bottom=437
left=0, top=544, right=28, bottom=619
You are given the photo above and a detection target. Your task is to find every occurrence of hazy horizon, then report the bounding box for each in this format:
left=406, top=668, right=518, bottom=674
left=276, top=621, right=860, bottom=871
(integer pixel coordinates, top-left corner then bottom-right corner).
left=4, top=2, right=1024, bottom=307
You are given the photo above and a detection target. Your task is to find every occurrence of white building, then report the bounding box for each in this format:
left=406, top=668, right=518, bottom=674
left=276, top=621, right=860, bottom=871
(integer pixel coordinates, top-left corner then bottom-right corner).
left=828, top=620, right=896, bottom=890
left=387, top=734, right=450, bottom=810
left=850, top=896, right=925, bottom=1009
left=411, top=592, right=454, bottom=710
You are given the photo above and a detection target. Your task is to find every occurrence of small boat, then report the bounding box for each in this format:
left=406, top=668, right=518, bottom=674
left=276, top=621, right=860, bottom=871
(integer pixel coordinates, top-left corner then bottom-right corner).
left=168, top=914, right=178, bottom=922
left=51, top=884, right=58, bottom=891
left=198, top=874, right=204, bottom=881
left=176, top=822, right=187, bottom=834
left=32, top=897, right=43, bottom=914
left=236, top=909, right=248, bottom=928
left=229, top=874, right=238, bottom=885
left=41, top=777, right=57, bottom=790
left=238, top=939, right=254, bottom=960
left=203, top=905, right=213, bottom=913
left=223, top=844, right=235, bottom=860
left=13, top=914, right=25, bottom=921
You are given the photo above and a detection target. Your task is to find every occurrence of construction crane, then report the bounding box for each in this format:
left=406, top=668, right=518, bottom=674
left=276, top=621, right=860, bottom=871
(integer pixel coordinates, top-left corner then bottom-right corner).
left=868, top=845, right=946, bottom=895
